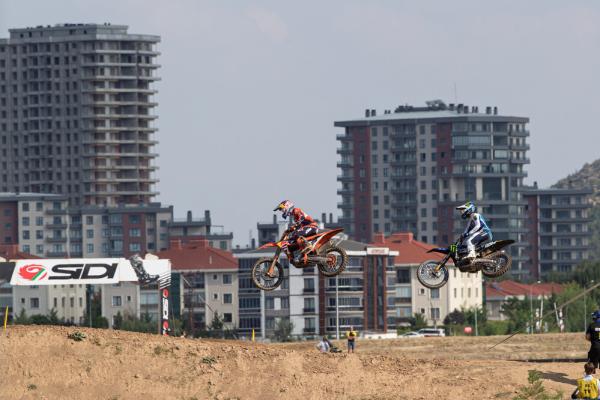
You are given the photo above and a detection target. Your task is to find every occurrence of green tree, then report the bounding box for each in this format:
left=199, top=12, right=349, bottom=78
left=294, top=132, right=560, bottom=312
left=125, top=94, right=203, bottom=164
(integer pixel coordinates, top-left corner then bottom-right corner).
left=113, top=311, right=123, bottom=330
left=209, top=312, right=224, bottom=331
left=500, top=297, right=530, bottom=333
left=14, top=308, right=29, bottom=325
left=443, top=309, right=465, bottom=325
left=464, top=306, right=487, bottom=326
left=83, top=290, right=108, bottom=328
left=410, top=312, right=427, bottom=330
left=120, top=313, right=156, bottom=333
left=273, top=318, right=294, bottom=342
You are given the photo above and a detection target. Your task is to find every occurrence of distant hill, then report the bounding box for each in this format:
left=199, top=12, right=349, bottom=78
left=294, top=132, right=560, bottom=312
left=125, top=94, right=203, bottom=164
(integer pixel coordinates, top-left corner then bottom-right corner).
left=553, top=159, right=600, bottom=205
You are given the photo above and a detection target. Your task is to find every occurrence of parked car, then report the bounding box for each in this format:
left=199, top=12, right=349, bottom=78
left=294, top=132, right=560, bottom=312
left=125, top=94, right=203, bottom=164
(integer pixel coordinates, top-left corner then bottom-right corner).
left=416, top=328, right=446, bottom=337
left=399, top=331, right=425, bottom=338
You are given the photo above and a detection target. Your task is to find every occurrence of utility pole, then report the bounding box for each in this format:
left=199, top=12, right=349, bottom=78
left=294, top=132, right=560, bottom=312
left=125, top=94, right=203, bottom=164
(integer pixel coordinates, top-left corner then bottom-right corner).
left=474, top=306, right=478, bottom=336
left=335, top=275, right=340, bottom=340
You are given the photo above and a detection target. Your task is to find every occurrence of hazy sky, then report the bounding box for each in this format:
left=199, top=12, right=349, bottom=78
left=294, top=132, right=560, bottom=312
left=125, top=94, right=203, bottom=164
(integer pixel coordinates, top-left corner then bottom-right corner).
left=1, top=0, right=599, bottom=246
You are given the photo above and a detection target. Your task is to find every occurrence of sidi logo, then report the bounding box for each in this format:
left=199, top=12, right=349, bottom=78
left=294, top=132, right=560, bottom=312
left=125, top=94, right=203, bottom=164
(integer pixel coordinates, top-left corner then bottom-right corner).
left=161, top=288, right=170, bottom=335
left=19, top=264, right=48, bottom=281
left=49, top=263, right=118, bottom=280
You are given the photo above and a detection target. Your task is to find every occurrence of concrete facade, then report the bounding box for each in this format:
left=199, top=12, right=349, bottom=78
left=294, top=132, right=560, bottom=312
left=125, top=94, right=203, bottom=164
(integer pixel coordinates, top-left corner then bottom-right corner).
left=0, top=24, right=160, bottom=206
left=335, top=101, right=531, bottom=279
left=522, top=187, right=592, bottom=279
left=100, top=282, right=140, bottom=328
left=12, top=284, right=86, bottom=324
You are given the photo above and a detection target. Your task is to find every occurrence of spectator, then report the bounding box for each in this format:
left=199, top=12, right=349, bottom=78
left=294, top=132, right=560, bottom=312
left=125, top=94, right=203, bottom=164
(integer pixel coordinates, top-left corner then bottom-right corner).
left=571, top=362, right=600, bottom=399
left=316, top=336, right=330, bottom=353
left=346, top=325, right=357, bottom=354
left=587, top=311, right=600, bottom=368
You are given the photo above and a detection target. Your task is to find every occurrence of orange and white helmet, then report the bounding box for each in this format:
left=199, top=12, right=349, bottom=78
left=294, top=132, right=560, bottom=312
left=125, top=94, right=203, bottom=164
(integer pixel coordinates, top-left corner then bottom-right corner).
left=273, top=200, right=295, bottom=219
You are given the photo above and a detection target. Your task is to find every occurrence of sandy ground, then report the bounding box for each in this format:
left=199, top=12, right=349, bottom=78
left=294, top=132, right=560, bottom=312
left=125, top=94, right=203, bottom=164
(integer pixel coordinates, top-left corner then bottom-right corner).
left=0, top=326, right=592, bottom=399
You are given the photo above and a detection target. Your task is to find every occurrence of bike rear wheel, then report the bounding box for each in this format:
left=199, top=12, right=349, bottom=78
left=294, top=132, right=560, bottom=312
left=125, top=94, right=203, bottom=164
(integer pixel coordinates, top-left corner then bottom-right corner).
left=317, top=246, right=348, bottom=277
left=251, top=258, right=284, bottom=291
left=417, top=260, right=449, bottom=289
left=481, top=251, right=512, bottom=278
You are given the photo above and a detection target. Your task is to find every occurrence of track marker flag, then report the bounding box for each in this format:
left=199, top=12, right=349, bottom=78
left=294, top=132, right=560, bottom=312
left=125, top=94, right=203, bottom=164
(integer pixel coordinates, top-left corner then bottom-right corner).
left=252, top=328, right=255, bottom=342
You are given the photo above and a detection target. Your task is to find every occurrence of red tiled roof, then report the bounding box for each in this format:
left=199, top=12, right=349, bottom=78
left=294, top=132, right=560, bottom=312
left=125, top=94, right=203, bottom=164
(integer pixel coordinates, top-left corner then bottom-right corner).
left=370, top=232, right=445, bottom=265
left=156, top=239, right=237, bottom=271
left=0, top=244, right=40, bottom=260
left=485, top=280, right=563, bottom=299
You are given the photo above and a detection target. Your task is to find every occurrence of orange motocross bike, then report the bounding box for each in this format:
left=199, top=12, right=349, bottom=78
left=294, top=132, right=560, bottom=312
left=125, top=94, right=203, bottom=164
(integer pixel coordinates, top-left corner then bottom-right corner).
left=251, top=228, right=348, bottom=291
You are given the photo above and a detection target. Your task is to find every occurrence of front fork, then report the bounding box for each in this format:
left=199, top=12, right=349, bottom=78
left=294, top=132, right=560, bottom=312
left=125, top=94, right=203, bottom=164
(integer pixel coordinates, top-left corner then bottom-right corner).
left=266, top=247, right=282, bottom=277
left=433, top=254, right=450, bottom=274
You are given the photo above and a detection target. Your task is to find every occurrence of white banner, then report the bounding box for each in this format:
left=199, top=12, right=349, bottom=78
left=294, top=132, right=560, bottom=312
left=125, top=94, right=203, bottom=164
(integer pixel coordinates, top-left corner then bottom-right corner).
left=10, top=258, right=170, bottom=286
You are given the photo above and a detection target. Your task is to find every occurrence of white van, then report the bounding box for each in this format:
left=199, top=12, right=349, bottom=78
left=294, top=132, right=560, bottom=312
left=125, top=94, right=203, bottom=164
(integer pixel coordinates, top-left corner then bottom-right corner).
left=417, top=328, right=446, bottom=337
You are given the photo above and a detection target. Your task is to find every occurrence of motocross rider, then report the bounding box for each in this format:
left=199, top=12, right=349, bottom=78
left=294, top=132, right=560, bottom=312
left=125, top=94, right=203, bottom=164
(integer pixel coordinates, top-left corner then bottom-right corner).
left=456, top=201, right=492, bottom=260
left=273, top=200, right=318, bottom=264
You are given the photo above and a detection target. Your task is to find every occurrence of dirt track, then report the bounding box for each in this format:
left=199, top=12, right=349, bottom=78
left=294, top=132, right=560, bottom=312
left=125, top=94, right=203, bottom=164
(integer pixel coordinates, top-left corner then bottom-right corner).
left=0, top=326, right=592, bottom=399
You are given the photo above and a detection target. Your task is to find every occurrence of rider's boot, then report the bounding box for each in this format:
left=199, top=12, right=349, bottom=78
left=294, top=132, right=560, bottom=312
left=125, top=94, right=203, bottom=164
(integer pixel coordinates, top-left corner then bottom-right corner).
left=466, top=249, right=477, bottom=261
left=298, top=237, right=314, bottom=255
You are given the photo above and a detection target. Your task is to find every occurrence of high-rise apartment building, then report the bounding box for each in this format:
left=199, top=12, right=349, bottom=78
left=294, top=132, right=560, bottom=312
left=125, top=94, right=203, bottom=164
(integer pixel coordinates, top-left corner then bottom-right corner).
left=335, top=101, right=531, bottom=278
left=0, top=23, right=160, bottom=206
left=523, top=186, right=592, bottom=279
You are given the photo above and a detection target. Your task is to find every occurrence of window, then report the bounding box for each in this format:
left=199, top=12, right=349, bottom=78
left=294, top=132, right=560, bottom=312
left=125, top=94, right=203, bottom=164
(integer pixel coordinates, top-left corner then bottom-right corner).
left=70, top=297, right=74, bottom=307
left=86, top=216, right=93, bottom=225
left=22, top=230, right=30, bottom=240
left=281, top=297, right=289, bottom=309
left=112, top=296, right=122, bottom=306
left=129, top=228, right=141, bottom=237
left=223, top=293, right=232, bottom=304
left=431, top=288, right=440, bottom=299
left=22, top=202, right=29, bottom=212
left=265, top=297, right=274, bottom=309
left=22, top=217, right=30, bottom=226
left=397, top=268, right=410, bottom=283
left=36, top=216, right=43, bottom=226
left=86, top=229, right=94, bottom=239
left=87, top=244, right=94, bottom=253
left=223, top=313, right=232, bottom=323
left=223, top=274, right=232, bottom=284
left=431, top=308, right=440, bottom=320
left=129, top=243, right=141, bottom=252
left=129, top=215, right=140, bottom=224
left=30, top=297, right=40, bottom=308
left=213, top=293, right=218, bottom=300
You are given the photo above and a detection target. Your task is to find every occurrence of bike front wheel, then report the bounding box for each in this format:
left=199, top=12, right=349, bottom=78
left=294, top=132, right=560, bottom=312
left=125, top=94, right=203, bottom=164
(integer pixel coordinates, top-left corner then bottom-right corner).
left=417, top=260, right=449, bottom=289
left=251, top=258, right=284, bottom=291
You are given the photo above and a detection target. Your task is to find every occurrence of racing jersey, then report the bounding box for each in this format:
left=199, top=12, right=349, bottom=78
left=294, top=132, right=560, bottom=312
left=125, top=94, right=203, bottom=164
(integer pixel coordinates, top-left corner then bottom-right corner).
left=463, top=212, right=492, bottom=238
left=290, top=208, right=318, bottom=229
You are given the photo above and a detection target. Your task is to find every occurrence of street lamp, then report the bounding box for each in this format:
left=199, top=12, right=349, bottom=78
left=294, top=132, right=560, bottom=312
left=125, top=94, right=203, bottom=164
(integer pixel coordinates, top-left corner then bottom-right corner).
left=529, top=280, right=541, bottom=334
left=585, top=280, right=595, bottom=331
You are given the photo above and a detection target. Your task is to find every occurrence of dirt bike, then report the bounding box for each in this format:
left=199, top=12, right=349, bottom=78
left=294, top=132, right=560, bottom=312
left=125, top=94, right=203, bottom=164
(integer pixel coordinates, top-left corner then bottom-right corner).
left=251, top=227, right=348, bottom=291
left=416, top=237, right=514, bottom=289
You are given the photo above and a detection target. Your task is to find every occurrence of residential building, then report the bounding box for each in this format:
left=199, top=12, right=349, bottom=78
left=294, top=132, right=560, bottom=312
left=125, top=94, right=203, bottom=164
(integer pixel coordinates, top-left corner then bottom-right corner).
left=168, top=210, right=233, bottom=251
left=256, top=214, right=288, bottom=246
left=101, top=282, right=139, bottom=328
left=371, top=232, right=482, bottom=327
left=522, top=186, right=592, bottom=280
left=335, top=101, right=530, bottom=278
left=157, top=239, right=238, bottom=333
left=237, top=239, right=398, bottom=338
left=0, top=23, right=160, bottom=206
left=12, top=283, right=87, bottom=324
left=485, top=280, right=563, bottom=321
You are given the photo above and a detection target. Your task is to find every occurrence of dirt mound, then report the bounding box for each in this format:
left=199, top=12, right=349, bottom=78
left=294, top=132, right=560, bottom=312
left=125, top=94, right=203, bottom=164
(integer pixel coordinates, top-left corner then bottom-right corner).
left=0, top=326, right=589, bottom=399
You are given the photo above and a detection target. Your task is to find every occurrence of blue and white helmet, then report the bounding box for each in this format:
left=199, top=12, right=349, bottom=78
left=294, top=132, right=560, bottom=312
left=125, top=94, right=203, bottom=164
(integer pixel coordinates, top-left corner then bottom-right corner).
left=456, top=201, right=476, bottom=220
left=592, top=310, right=600, bottom=321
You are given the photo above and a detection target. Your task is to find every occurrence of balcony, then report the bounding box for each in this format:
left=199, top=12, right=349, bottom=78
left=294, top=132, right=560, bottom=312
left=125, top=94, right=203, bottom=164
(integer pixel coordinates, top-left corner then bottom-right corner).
left=303, top=327, right=316, bottom=334
left=303, top=287, right=315, bottom=294
left=303, top=308, right=316, bottom=313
